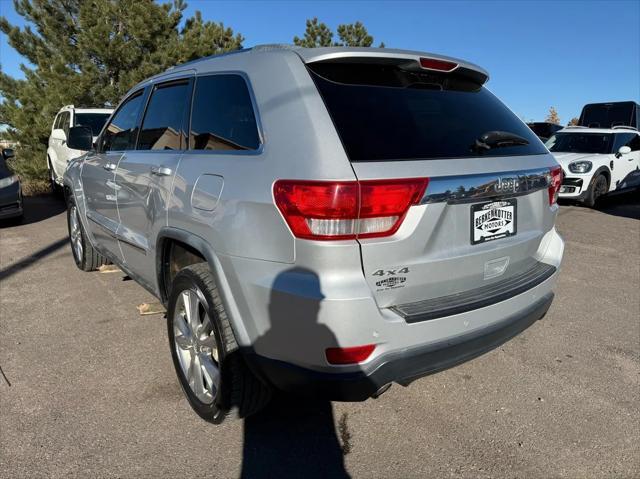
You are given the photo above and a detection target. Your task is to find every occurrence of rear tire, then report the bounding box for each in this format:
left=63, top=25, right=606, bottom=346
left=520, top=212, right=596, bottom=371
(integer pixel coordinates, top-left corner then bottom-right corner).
left=66, top=197, right=107, bottom=271
left=583, top=174, right=608, bottom=208
left=167, top=263, right=271, bottom=423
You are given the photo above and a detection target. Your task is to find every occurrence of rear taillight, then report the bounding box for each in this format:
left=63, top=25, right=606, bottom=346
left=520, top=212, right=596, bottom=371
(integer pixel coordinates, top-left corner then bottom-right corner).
left=548, top=166, right=563, bottom=205
left=273, top=178, right=428, bottom=240
left=419, top=57, right=458, bottom=72
left=326, top=344, right=376, bottom=365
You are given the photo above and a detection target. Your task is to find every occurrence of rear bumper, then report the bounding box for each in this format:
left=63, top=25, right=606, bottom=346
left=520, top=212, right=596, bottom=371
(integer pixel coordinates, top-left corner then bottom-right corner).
left=244, top=293, right=554, bottom=401
left=0, top=183, right=23, bottom=219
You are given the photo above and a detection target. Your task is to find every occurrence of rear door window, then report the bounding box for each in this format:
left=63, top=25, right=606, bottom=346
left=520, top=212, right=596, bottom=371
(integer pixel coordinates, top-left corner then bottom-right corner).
left=101, top=92, right=145, bottom=152
left=308, top=62, right=546, bottom=162
left=189, top=74, right=260, bottom=151
left=137, top=81, right=191, bottom=151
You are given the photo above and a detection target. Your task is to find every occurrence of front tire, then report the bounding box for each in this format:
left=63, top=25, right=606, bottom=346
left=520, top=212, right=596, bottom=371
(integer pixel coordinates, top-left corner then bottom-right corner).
left=583, top=173, right=608, bottom=208
left=167, top=263, right=271, bottom=423
left=66, top=197, right=107, bottom=271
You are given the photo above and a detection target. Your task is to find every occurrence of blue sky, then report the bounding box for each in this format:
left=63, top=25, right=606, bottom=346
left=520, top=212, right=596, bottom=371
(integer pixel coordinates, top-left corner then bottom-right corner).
left=1, top=0, right=639, bottom=123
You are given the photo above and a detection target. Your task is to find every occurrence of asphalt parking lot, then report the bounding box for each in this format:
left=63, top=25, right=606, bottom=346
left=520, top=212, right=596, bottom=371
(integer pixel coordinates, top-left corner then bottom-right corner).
left=1, top=193, right=638, bottom=479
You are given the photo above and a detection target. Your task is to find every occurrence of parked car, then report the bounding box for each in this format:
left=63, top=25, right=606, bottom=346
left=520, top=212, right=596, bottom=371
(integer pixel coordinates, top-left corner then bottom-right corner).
left=546, top=126, right=640, bottom=206
left=578, top=101, right=639, bottom=129
left=63, top=45, right=564, bottom=423
left=527, top=122, right=563, bottom=142
left=0, top=148, right=23, bottom=220
left=47, top=105, right=113, bottom=191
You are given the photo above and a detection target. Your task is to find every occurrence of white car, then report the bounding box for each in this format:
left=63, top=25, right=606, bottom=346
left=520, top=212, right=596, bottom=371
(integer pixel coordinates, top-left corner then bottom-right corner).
left=47, top=105, right=113, bottom=189
left=546, top=126, right=640, bottom=207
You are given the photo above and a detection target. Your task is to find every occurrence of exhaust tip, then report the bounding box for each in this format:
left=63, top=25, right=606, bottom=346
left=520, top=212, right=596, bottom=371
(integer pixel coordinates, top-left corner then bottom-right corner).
left=372, top=383, right=392, bottom=399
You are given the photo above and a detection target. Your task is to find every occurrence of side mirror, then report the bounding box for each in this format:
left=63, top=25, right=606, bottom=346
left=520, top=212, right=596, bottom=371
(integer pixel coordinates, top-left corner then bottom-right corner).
left=67, top=126, right=93, bottom=151
left=2, top=148, right=15, bottom=160
left=616, top=145, right=631, bottom=158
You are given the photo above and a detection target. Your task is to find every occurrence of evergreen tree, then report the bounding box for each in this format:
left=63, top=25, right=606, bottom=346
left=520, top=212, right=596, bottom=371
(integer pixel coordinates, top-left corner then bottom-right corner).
left=545, top=106, right=561, bottom=125
left=0, top=0, right=243, bottom=182
left=294, top=17, right=384, bottom=48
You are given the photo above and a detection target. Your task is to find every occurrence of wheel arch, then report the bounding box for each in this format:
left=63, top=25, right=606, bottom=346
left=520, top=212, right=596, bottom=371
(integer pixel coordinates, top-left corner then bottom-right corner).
left=592, top=166, right=611, bottom=191
left=156, top=227, right=251, bottom=346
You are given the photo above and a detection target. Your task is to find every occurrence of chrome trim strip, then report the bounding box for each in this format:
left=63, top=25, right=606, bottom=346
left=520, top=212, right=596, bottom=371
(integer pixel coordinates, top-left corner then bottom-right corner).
left=421, top=168, right=550, bottom=205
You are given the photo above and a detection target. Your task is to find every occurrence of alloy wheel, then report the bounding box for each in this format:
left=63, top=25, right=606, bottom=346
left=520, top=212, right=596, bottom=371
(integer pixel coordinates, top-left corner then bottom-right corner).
left=172, top=288, right=220, bottom=404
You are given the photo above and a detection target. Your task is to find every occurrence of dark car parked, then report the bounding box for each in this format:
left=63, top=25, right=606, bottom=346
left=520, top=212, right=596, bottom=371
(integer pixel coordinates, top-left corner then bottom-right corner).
left=0, top=148, right=23, bottom=220
left=527, top=122, right=564, bottom=142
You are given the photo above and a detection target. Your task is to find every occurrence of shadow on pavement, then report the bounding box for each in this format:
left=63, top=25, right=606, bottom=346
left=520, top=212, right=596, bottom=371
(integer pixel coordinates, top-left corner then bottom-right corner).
left=0, top=237, right=68, bottom=281
left=596, top=190, right=640, bottom=220
left=0, top=193, right=66, bottom=228
left=241, top=394, right=349, bottom=479
left=240, top=268, right=353, bottom=479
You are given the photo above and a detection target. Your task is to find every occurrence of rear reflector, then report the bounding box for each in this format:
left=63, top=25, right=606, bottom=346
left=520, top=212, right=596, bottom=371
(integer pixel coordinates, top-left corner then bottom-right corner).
left=273, top=178, right=429, bottom=240
left=326, top=344, right=376, bottom=365
left=419, top=57, right=458, bottom=72
left=548, top=166, right=563, bottom=205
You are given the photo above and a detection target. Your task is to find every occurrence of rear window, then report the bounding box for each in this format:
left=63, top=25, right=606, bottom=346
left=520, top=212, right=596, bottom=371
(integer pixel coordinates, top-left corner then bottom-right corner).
left=74, top=113, right=111, bottom=137
left=308, top=62, right=546, bottom=162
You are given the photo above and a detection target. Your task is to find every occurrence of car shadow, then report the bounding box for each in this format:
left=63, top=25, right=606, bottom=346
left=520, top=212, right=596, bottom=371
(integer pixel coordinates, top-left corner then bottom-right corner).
left=240, top=268, right=360, bottom=479
left=596, top=190, right=640, bottom=220
left=0, top=193, right=66, bottom=228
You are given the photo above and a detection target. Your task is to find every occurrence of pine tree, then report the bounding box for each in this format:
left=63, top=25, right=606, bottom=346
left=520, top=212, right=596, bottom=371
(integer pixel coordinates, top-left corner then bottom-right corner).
left=545, top=106, right=561, bottom=125
left=567, top=117, right=579, bottom=126
left=0, top=0, right=243, bottom=182
left=294, top=18, right=383, bottom=48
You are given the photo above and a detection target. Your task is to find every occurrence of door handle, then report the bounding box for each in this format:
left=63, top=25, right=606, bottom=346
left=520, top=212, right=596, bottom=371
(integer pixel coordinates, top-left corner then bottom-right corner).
left=103, top=162, right=116, bottom=171
left=151, top=166, right=173, bottom=176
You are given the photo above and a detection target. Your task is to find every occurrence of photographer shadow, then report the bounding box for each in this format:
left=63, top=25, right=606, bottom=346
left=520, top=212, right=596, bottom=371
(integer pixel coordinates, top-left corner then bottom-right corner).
left=240, top=268, right=351, bottom=479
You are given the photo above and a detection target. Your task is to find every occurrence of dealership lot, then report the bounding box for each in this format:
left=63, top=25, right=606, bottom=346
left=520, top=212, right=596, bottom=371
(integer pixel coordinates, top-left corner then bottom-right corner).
left=0, top=194, right=638, bottom=478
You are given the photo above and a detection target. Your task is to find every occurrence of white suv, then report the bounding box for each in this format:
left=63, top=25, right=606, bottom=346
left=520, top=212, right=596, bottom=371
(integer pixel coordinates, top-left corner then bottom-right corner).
left=47, top=105, right=113, bottom=189
left=546, top=126, right=640, bottom=206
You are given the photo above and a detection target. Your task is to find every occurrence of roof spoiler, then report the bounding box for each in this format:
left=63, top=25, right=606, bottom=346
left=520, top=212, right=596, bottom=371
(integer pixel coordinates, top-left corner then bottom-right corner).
left=299, top=49, right=489, bottom=85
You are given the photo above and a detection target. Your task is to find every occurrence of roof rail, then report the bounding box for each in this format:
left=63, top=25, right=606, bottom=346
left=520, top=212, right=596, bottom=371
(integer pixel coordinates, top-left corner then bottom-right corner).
left=564, top=125, right=589, bottom=129
left=612, top=125, right=638, bottom=131
left=61, top=104, right=74, bottom=110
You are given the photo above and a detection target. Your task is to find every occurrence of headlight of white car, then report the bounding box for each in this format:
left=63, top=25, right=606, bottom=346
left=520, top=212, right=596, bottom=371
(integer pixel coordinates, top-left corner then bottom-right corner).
left=568, top=161, right=592, bottom=174
left=0, top=174, right=19, bottom=189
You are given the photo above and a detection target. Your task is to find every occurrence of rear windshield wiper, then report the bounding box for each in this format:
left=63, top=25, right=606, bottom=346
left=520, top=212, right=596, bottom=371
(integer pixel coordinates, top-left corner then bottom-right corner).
left=472, top=131, right=530, bottom=152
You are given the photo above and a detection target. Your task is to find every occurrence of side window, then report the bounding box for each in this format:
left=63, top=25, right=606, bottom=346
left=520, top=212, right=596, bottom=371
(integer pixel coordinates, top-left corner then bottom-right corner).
left=190, top=75, right=260, bottom=151
left=53, top=114, right=62, bottom=130
left=137, top=81, right=191, bottom=151
left=613, top=133, right=635, bottom=151
left=102, top=92, right=145, bottom=152
left=626, top=135, right=640, bottom=151
left=61, top=112, right=71, bottom=136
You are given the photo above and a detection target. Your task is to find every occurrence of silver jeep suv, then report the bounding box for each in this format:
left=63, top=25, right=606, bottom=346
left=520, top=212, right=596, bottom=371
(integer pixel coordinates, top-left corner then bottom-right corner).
left=64, top=46, right=564, bottom=423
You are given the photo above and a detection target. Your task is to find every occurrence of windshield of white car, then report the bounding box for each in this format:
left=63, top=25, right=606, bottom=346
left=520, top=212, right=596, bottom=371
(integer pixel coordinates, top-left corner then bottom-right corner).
left=546, top=133, right=613, bottom=154
left=74, top=113, right=111, bottom=136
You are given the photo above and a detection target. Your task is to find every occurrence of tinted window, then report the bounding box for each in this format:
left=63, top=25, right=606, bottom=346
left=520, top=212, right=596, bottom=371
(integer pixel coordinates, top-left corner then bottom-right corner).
left=580, top=102, right=638, bottom=129
left=74, top=113, right=111, bottom=137
left=137, top=82, right=190, bottom=150
left=309, top=63, right=545, bottom=161
left=546, top=133, right=613, bottom=154
left=102, top=93, right=145, bottom=152
left=627, top=135, right=640, bottom=151
left=190, top=75, right=260, bottom=151
left=53, top=114, right=62, bottom=130
left=60, top=112, right=70, bottom=135
left=613, top=133, right=637, bottom=151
